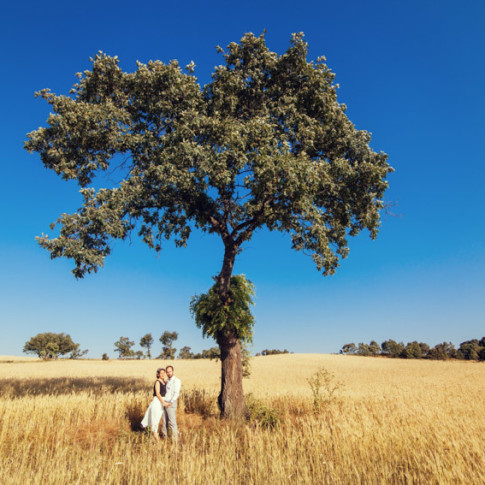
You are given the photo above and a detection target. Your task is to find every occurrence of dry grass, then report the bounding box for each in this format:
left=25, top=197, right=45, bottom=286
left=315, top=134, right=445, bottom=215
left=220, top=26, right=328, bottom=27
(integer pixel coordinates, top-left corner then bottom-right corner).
left=0, top=354, right=484, bottom=484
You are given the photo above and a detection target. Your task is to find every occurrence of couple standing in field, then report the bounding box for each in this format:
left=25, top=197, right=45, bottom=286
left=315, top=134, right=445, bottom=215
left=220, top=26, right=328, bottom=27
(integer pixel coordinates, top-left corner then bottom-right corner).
left=141, top=365, right=182, bottom=442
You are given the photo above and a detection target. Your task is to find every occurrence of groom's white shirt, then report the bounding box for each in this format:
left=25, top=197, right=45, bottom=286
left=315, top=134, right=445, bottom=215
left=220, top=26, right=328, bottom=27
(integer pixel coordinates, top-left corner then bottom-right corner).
left=164, top=375, right=182, bottom=404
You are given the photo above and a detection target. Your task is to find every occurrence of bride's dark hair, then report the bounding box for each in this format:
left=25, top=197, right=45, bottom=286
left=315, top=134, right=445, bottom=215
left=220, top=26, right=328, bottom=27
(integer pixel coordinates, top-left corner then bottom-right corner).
left=156, top=368, right=165, bottom=378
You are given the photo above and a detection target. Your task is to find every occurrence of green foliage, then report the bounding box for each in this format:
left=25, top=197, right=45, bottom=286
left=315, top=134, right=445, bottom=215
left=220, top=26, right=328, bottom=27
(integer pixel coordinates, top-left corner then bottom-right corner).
left=418, top=342, right=430, bottom=356
left=429, top=342, right=456, bottom=360
left=113, top=336, right=135, bottom=359
left=479, top=347, right=485, bottom=361
left=25, top=32, right=391, bottom=280
left=404, top=341, right=423, bottom=359
left=246, top=394, right=281, bottom=429
left=178, top=346, right=194, bottom=359
left=307, top=366, right=342, bottom=414
left=457, top=340, right=481, bottom=360
left=190, top=275, right=255, bottom=342
left=357, top=343, right=371, bottom=356
left=340, top=343, right=357, bottom=355
left=192, top=347, right=220, bottom=359
left=369, top=340, right=381, bottom=356
left=158, top=331, right=178, bottom=359
left=69, top=343, right=89, bottom=359
left=342, top=337, right=484, bottom=361
left=256, top=349, right=291, bottom=356
left=356, top=341, right=381, bottom=356
left=139, top=333, right=153, bottom=359
left=23, top=332, right=79, bottom=359
left=381, top=339, right=405, bottom=358
left=102, top=353, right=109, bottom=360
left=206, top=347, right=221, bottom=360
left=25, top=32, right=392, bottom=416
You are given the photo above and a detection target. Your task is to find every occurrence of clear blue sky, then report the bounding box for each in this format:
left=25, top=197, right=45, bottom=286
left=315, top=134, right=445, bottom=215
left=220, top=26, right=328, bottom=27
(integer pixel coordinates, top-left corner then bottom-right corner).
left=1, top=0, right=484, bottom=357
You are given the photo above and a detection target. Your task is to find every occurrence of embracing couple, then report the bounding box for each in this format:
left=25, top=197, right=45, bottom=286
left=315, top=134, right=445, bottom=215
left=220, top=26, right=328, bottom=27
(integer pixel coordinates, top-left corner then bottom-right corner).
left=141, top=365, right=182, bottom=443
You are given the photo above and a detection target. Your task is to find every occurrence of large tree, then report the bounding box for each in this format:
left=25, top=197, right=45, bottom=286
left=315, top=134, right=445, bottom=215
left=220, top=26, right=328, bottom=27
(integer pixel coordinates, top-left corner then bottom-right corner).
left=140, top=333, right=154, bottom=359
left=159, top=331, right=178, bottom=359
left=23, top=332, right=80, bottom=359
left=25, top=32, right=392, bottom=419
left=113, top=336, right=135, bottom=359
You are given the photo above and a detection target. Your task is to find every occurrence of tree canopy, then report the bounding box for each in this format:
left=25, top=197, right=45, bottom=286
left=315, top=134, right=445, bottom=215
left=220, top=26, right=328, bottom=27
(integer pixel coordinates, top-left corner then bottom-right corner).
left=139, top=333, right=153, bottom=359
left=159, top=331, right=178, bottom=359
left=25, top=32, right=391, bottom=280
left=23, top=332, right=84, bottom=359
left=113, top=336, right=135, bottom=359
left=25, top=32, right=392, bottom=418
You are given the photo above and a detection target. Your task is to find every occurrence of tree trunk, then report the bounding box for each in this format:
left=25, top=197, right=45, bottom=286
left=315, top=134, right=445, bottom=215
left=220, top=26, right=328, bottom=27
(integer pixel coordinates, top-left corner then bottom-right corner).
left=216, top=243, right=249, bottom=420
left=217, top=331, right=249, bottom=419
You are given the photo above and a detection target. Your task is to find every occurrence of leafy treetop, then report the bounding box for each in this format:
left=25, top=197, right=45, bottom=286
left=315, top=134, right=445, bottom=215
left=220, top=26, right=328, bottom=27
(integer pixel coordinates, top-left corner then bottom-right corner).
left=25, top=32, right=392, bottom=279
left=23, top=332, right=81, bottom=359
left=190, top=274, right=255, bottom=342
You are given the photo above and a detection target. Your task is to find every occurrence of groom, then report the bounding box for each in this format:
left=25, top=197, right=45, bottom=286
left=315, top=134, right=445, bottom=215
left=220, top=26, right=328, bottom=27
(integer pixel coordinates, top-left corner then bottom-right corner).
left=162, top=365, right=182, bottom=441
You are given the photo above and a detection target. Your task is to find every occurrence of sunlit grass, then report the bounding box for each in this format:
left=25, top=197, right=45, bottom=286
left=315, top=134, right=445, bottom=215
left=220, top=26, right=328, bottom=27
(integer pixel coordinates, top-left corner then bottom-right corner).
left=0, top=355, right=484, bottom=483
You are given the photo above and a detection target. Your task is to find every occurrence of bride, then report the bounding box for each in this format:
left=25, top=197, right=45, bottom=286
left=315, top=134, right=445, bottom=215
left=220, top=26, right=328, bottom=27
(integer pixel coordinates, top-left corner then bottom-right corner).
left=141, top=367, right=168, bottom=441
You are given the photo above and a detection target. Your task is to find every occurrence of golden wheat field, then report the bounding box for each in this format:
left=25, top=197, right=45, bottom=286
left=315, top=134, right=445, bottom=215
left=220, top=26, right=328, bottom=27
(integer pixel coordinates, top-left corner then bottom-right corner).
left=0, top=354, right=484, bottom=484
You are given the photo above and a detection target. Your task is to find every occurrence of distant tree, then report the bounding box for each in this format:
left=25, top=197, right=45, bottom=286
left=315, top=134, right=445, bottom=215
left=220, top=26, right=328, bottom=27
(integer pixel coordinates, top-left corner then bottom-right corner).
left=179, top=346, right=194, bottom=359
left=357, top=343, right=371, bottom=356
left=204, top=347, right=222, bottom=360
left=259, top=349, right=291, bottom=356
left=418, top=342, right=430, bottom=358
left=134, top=350, right=144, bottom=360
left=102, top=353, right=109, bottom=360
left=23, top=332, right=78, bottom=360
left=380, top=339, right=392, bottom=356
left=140, top=333, right=154, bottom=359
left=192, top=347, right=221, bottom=359
left=340, top=343, right=357, bottom=355
left=429, top=342, right=456, bottom=360
left=114, top=337, right=135, bottom=359
left=478, top=337, right=485, bottom=361
left=339, top=336, right=484, bottom=361
left=479, top=347, right=485, bottom=362
left=404, top=341, right=422, bottom=359
left=457, top=339, right=481, bottom=360
left=381, top=339, right=405, bottom=358
left=159, top=331, right=178, bottom=360
left=369, top=340, right=381, bottom=356
left=69, top=343, right=89, bottom=359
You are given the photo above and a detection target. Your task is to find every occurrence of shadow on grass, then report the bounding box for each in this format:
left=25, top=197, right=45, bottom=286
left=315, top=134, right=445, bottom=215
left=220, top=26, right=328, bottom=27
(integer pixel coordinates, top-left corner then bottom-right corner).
left=125, top=398, right=148, bottom=432
left=0, top=377, right=149, bottom=398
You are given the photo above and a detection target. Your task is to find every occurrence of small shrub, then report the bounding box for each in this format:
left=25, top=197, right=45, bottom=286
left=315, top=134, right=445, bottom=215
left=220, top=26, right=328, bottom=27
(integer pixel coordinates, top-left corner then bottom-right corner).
left=307, top=366, right=342, bottom=414
left=182, top=388, right=215, bottom=418
left=102, top=353, right=109, bottom=360
left=246, top=394, right=281, bottom=429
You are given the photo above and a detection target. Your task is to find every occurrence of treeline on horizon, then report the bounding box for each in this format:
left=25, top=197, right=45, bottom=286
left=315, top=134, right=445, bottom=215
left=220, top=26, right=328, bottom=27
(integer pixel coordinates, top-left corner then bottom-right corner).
left=340, top=337, right=485, bottom=361
left=22, top=331, right=292, bottom=361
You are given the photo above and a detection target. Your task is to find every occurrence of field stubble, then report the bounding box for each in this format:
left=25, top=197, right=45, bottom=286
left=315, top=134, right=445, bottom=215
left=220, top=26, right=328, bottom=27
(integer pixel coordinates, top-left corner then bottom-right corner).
left=0, top=354, right=483, bottom=484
